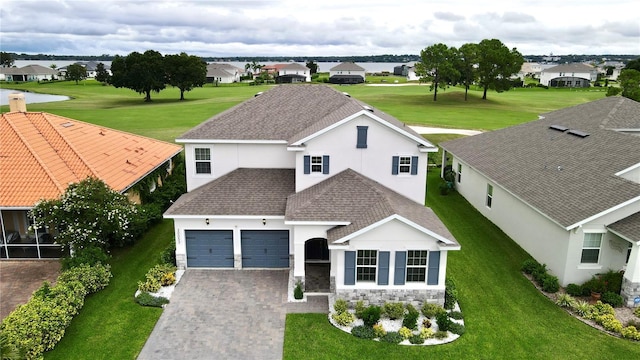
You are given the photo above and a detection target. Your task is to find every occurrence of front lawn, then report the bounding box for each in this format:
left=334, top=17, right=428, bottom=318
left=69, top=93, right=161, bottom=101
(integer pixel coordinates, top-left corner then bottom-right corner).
left=44, top=220, right=174, bottom=360
left=282, top=169, right=640, bottom=359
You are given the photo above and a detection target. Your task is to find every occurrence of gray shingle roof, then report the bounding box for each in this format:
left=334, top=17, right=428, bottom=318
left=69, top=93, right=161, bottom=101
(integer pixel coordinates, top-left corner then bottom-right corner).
left=543, top=63, right=595, bottom=73
left=177, top=84, right=429, bottom=146
left=164, top=168, right=295, bottom=216
left=608, top=212, right=640, bottom=242
left=330, top=62, right=366, bottom=71
left=441, top=96, right=640, bottom=229
left=286, top=169, right=458, bottom=245
left=282, top=63, right=309, bottom=71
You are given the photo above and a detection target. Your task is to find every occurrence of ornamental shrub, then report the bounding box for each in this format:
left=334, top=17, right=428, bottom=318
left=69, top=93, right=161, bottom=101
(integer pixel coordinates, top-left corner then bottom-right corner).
left=293, top=282, right=304, bottom=300
left=572, top=300, right=592, bottom=318
left=138, top=263, right=177, bottom=292
left=621, top=326, right=640, bottom=340
left=596, top=314, right=622, bottom=333
left=531, top=263, right=548, bottom=285
left=351, top=325, right=375, bottom=339
left=591, top=301, right=615, bottom=318
left=56, top=263, right=112, bottom=294
left=448, top=311, right=464, bottom=320
left=372, top=323, right=386, bottom=338
left=398, top=326, right=413, bottom=340
left=361, top=305, right=381, bottom=327
left=354, top=300, right=366, bottom=319
left=382, top=302, right=405, bottom=320
left=159, top=242, right=177, bottom=266
left=421, top=303, right=445, bottom=318
left=61, top=245, right=109, bottom=270
left=436, top=311, right=452, bottom=332
left=555, top=293, right=576, bottom=308
left=444, top=278, right=458, bottom=310
left=635, top=307, right=640, bottom=318
left=601, top=291, right=624, bottom=307
left=403, top=304, right=420, bottom=330
left=434, top=330, right=449, bottom=339
left=135, top=292, right=170, bottom=307
left=409, top=334, right=424, bottom=344
left=521, top=258, right=540, bottom=274
left=420, top=327, right=434, bottom=340
left=381, top=331, right=403, bottom=344
left=565, top=283, right=583, bottom=297
left=542, top=274, right=560, bottom=293
left=138, top=277, right=161, bottom=293
left=448, top=322, right=466, bottom=335
left=333, top=298, right=348, bottom=314
left=331, top=311, right=355, bottom=327
left=161, top=272, right=177, bottom=286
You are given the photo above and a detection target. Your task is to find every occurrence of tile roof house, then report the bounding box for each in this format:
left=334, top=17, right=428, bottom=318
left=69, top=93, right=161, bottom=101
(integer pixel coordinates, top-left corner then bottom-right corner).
left=1, top=93, right=183, bottom=259
left=440, top=96, right=640, bottom=306
left=539, top=63, right=598, bottom=87
left=329, top=62, right=366, bottom=84
left=164, top=84, right=460, bottom=305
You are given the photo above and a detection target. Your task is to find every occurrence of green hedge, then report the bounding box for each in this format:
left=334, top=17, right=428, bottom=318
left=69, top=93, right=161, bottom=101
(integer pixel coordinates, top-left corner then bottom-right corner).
left=0, top=263, right=112, bottom=359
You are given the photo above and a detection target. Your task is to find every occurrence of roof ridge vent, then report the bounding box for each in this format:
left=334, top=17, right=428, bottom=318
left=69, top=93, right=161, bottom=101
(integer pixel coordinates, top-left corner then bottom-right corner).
left=567, top=129, right=590, bottom=138
left=363, top=105, right=374, bottom=112
left=549, top=124, right=568, bottom=132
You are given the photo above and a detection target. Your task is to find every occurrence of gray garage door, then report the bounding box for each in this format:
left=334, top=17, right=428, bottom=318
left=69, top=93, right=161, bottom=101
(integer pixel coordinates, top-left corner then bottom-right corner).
left=185, top=230, right=234, bottom=268
left=241, top=230, right=289, bottom=268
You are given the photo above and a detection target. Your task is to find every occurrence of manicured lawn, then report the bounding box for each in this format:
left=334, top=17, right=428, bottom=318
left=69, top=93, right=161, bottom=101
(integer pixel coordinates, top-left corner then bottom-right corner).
left=44, top=220, right=174, bottom=360
left=283, top=170, right=640, bottom=359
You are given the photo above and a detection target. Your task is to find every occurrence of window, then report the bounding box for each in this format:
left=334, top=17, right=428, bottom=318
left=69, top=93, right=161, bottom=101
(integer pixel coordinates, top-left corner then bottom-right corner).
left=457, top=163, right=462, bottom=183
left=356, top=250, right=377, bottom=282
left=392, top=156, right=418, bottom=175
left=399, top=156, right=412, bottom=173
left=406, top=250, right=428, bottom=282
left=486, top=184, right=494, bottom=208
left=356, top=126, right=368, bottom=148
left=581, top=233, right=602, bottom=264
left=303, top=155, right=329, bottom=174
left=194, top=148, right=211, bottom=174
left=311, top=156, right=323, bottom=173
left=627, top=243, right=633, bottom=264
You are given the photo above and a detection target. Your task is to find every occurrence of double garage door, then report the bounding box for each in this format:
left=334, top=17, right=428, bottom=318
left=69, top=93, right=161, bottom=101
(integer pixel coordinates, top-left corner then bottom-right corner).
left=185, top=230, right=289, bottom=268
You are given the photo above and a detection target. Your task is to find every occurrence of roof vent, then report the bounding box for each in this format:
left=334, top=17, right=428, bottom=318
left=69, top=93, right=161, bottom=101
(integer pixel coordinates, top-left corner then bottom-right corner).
left=549, top=124, right=568, bottom=132
left=567, top=129, right=590, bottom=138
left=254, top=91, right=263, bottom=97
left=61, top=122, right=74, bottom=128
left=343, top=92, right=351, bottom=97
left=363, top=105, right=374, bottom=112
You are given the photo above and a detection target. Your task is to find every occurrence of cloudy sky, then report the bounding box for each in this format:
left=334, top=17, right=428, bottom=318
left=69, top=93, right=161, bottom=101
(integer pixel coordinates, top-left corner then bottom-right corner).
left=1, top=0, right=638, bottom=57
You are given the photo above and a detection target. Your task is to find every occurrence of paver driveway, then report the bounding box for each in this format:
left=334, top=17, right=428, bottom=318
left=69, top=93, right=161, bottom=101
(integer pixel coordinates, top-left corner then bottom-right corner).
left=138, top=270, right=290, bottom=360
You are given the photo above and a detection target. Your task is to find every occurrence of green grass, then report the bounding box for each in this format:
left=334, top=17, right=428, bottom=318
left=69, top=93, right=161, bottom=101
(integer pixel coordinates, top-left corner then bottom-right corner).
left=283, top=170, right=640, bottom=359
left=44, top=220, right=174, bottom=360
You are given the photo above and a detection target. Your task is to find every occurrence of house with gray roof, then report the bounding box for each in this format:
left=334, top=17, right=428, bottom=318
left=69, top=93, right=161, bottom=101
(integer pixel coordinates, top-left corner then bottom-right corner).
left=276, top=63, right=311, bottom=83
left=206, top=63, right=242, bottom=83
left=329, top=62, right=366, bottom=84
left=164, top=84, right=460, bottom=305
left=441, top=96, right=640, bottom=306
left=539, top=63, right=597, bottom=87
left=0, top=65, right=57, bottom=82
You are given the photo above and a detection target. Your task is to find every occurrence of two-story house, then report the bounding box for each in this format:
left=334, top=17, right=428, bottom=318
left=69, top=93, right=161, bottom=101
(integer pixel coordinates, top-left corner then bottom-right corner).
left=539, top=63, right=598, bottom=87
left=329, top=62, right=366, bottom=84
left=164, top=84, right=460, bottom=305
left=276, top=63, right=311, bottom=83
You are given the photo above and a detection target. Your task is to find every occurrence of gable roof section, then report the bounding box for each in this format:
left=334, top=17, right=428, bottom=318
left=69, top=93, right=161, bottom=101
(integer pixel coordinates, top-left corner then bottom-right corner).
left=281, top=63, right=309, bottom=71
left=441, top=97, right=640, bottom=230
left=330, top=62, right=366, bottom=71
left=1, top=111, right=183, bottom=207
left=607, top=212, right=640, bottom=243
left=286, top=169, right=458, bottom=246
left=164, top=168, right=295, bottom=216
left=176, top=84, right=433, bottom=148
left=543, top=63, right=595, bottom=74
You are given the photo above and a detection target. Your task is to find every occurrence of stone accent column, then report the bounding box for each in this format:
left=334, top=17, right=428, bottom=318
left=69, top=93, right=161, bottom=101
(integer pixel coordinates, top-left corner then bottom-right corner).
left=234, top=254, right=242, bottom=269
left=176, top=254, right=187, bottom=270
left=622, top=277, right=640, bottom=307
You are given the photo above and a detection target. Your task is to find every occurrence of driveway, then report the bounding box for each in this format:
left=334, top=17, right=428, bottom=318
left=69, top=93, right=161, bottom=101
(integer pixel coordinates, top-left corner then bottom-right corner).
left=0, top=260, right=61, bottom=320
left=138, top=270, right=326, bottom=360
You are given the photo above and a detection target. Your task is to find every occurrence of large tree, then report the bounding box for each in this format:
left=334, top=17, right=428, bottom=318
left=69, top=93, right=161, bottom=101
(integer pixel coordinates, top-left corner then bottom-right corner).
left=415, top=43, right=460, bottom=101
left=456, top=43, right=479, bottom=101
left=165, top=52, right=207, bottom=100
left=66, top=63, right=87, bottom=84
left=94, top=62, right=110, bottom=84
left=624, top=58, right=640, bottom=72
left=0, top=52, right=14, bottom=67
left=110, top=50, right=166, bottom=102
left=618, top=69, right=640, bottom=101
left=476, top=39, right=524, bottom=100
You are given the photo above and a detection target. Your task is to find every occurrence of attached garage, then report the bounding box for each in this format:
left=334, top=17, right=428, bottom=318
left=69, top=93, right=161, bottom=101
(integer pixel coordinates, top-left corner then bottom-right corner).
left=185, top=230, right=234, bottom=268
left=241, top=230, right=290, bottom=268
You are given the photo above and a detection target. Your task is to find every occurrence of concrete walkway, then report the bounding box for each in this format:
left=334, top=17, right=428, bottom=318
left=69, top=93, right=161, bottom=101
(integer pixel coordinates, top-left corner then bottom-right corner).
left=138, top=270, right=327, bottom=360
left=409, top=126, right=482, bottom=136
left=0, top=260, right=61, bottom=320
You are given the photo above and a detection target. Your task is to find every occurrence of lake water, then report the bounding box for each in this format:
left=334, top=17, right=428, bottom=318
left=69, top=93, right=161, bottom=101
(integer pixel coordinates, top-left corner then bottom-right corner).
left=0, top=88, right=70, bottom=106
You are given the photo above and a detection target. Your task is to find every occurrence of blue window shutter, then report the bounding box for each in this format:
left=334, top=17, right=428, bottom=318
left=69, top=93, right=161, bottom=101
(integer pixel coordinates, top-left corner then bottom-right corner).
left=394, top=251, right=406, bottom=285
left=356, top=126, right=368, bottom=148
left=344, top=251, right=356, bottom=285
left=427, top=251, right=440, bottom=285
left=378, top=251, right=390, bottom=285
left=411, top=156, right=419, bottom=175
left=303, top=155, right=310, bottom=174
left=323, top=155, right=330, bottom=174
left=392, top=156, right=399, bottom=175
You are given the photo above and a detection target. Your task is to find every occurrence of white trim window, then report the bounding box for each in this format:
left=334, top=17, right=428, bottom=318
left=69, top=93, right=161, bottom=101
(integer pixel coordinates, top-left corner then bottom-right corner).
left=406, top=250, right=428, bottom=282
left=581, top=233, right=602, bottom=264
left=311, top=156, right=323, bottom=173
left=194, top=148, right=211, bottom=174
left=457, top=163, right=462, bottom=183
left=486, top=184, right=494, bottom=208
left=398, top=156, right=412, bottom=174
left=356, top=250, right=377, bottom=282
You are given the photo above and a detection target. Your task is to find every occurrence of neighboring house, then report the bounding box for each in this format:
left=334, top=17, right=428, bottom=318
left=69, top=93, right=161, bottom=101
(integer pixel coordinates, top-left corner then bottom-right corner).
left=58, top=61, right=110, bottom=79
left=276, top=63, right=311, bottom=83
left=517, top=62, right=543, bottom=80
left=0, top=93, right=183, bottom=260
left=329, top=62, right=366, bottom=84
left=539, top=63, right=597, bottom=87
left=440, top=97, right=640, bottom=306
left=206, top=63, right=242, bottom=84
left=164, top=84, right=460, bottom=305
left=394, top=63, right=419, bottom=81
left=0, top=65, right=57, bottom=82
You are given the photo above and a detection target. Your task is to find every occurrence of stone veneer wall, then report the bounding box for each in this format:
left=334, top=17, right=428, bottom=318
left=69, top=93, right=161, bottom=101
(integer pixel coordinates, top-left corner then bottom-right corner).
left=332, top=277, right=445, bottom=307
left=622, top=277, right=640, bottom=307
left=176, top=253, right=187, bottom=270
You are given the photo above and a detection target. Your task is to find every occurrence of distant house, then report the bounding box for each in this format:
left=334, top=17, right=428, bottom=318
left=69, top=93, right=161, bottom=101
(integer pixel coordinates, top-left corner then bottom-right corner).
left=539, top=63, right=597, bottom=87
left=517, top=62, right=543, bottom=80
left=329, top=62, right=366, bottom=84
left=276, top=63, right=311, bottom=83
left=58, top=61, right=110, bottom=79
left=206, top=63, right=242, bottom=84
left=441, top=97, right=640, bottom=306
left=0, top=65, right=57, bottom=82
left=0, top=93, right=183, bottom=260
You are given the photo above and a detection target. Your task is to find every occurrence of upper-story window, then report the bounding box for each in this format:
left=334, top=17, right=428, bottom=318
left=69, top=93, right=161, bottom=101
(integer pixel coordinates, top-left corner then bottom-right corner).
left=392, top=156, right=418, bottom=175
left=194, top=147, right=211, bottom=174
left=304, top=155, right=329, bottom=175
left=356, top=126, right=368, bottom=148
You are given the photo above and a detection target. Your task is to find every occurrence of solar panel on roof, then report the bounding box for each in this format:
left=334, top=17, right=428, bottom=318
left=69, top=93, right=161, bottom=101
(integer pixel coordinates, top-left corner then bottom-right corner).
left=567, top=129, right=590, bottom=138
left=549, top=124, right=568, bottom=132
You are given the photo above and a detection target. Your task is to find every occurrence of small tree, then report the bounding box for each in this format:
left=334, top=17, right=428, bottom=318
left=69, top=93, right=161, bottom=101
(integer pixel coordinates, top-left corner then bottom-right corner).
left=306, top=60, right=319, bottom=75
left=0, top=51, right=14, bottom=67
left=30, top=177, right=143, bottom=252
left=66, top=63, right=87, bottom=84
left=95, top=62, right=111, bottom=84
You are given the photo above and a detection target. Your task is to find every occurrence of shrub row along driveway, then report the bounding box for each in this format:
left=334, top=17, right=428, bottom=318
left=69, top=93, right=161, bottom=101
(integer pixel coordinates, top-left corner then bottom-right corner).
left=138, top=270, right=326, bottom=360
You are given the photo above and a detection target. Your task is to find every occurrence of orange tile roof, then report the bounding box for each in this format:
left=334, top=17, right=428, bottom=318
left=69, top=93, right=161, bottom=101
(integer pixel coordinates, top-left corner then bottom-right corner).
left=1, top=111, right=183, bottom=208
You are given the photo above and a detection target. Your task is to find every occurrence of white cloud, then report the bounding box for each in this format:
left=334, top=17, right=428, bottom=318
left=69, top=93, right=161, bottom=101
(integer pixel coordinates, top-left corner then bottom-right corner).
left=0, top=0, right=638, bottom=56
